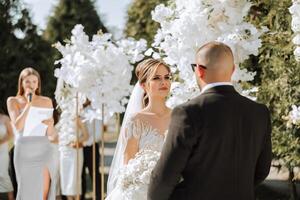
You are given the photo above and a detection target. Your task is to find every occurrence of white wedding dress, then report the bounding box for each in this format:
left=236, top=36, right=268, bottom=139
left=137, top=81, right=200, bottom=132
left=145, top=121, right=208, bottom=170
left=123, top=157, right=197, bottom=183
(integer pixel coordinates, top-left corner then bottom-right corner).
left=106, top=115, right=166, bottom=200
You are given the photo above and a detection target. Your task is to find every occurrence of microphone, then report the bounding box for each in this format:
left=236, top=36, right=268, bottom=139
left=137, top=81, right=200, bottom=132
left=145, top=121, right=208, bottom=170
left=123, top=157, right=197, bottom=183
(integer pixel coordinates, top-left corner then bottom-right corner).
left=28, top=93, right=32, bottom=102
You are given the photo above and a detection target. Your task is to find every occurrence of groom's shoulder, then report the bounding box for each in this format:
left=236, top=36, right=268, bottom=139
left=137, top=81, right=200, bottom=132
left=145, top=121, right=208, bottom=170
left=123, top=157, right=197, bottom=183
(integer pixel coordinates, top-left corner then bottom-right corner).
left=183, top=92, right=269, bottom=113
left=173, top=97, right=202, bottom=114
left=236, top=95, right=271, bottom=119
left=179, top=94, right=206, bottom=108
left=238, top=94, right=270, bottom=112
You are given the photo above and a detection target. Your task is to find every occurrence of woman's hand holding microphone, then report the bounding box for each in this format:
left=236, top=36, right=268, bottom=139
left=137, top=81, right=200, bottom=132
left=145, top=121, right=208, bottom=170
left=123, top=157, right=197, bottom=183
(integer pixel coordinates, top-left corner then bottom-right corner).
left=25, top=87, right=34, bottom=104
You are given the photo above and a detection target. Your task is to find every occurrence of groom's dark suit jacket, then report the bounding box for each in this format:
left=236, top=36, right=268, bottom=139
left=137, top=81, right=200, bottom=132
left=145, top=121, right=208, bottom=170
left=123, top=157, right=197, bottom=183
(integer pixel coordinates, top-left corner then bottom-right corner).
left=148, top=85, right=272, bottom=200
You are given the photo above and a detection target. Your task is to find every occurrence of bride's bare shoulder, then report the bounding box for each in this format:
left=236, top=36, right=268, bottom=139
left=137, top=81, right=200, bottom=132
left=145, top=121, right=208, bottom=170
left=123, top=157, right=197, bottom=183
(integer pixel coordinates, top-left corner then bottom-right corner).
left=128, top=112, right=145, bottom=122
left=126, top=112, right=153, bottom=127
left=131, top=112, right=151, bottom=121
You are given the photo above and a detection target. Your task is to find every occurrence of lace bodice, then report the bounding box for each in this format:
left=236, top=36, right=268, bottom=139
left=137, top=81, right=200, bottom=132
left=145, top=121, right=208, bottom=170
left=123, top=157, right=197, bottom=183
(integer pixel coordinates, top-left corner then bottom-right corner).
left=125, top=117, right=166, bottom=152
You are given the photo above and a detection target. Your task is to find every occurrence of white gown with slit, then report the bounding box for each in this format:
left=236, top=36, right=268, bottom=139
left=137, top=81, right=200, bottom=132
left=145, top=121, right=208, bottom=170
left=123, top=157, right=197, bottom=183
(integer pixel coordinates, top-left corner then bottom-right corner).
left=13, top=107, right=57, bottom=200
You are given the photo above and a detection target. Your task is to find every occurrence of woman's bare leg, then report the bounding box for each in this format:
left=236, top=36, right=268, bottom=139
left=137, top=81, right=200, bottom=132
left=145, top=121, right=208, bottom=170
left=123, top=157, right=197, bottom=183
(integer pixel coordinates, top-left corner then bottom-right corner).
left=66, top=196, right=75, bottom=200
left=8, top=191, right=15, bottom=200
left=43, top=167, right=51, bottom=200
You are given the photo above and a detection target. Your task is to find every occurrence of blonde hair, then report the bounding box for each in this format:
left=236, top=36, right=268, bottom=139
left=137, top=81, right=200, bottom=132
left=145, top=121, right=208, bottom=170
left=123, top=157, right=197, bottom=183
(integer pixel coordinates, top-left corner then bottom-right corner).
left=135, top=58, right=170, bottom=107
left=17, top=67, right=41, bottom=96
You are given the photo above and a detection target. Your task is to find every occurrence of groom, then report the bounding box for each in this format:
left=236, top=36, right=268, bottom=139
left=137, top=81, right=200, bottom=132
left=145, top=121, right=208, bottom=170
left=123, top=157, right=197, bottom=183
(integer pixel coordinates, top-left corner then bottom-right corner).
left=148, top=41, right=272, bottom=200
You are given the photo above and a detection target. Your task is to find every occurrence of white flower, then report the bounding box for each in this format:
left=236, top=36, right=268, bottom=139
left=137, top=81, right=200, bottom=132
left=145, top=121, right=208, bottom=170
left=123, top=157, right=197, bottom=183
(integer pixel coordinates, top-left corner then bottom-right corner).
left=231, top=67, right=256, bottom=82
left=294, top=46, right=300, bottom=62
left=145, top=48, right=154, bottom=56
left=152, top=4, right=174, bottom=24
left=290, top=1, right=300, bottom=62
left=241, top=86, right=259, bottom=101
left=292, top=34, right=300, bottom=45
left=117, top=38, right=147, bottom=63
left=291, top=16, right=300, bottom=32
left=289, top=2, right=300, bottom=16
left=284, top=105, right=300, bottom=128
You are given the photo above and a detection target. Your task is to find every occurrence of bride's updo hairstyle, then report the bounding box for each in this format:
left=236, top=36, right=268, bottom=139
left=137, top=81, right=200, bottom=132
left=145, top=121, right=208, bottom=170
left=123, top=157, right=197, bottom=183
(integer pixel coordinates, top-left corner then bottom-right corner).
left=135, top=58, right=171, bottom=107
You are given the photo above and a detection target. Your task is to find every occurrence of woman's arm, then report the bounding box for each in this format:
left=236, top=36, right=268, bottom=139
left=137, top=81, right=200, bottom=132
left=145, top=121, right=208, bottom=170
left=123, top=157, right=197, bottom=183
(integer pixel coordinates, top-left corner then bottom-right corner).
left=123, top=118, right=140, bottom=164
left=42, top=98, right=58, bottom=140
left=124, top=137, right=139, bottom=164
left=7, top=97, right=31, bottom=132
left=0, top=116, right=14, bottom=145
left=47, top=128, right=59, bottom=143
left=78, top=118, right=89, bottom=143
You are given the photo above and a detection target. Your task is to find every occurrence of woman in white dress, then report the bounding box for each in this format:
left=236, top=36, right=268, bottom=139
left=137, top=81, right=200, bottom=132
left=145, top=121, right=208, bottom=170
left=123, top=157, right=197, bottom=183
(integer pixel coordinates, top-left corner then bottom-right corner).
left=0, top=111, right=14, bottom=200
left=7, top=67, right=58, bottom=200
left=106, top=58, right=172, bottom=200
left=59, top=116, right=89, bottom=200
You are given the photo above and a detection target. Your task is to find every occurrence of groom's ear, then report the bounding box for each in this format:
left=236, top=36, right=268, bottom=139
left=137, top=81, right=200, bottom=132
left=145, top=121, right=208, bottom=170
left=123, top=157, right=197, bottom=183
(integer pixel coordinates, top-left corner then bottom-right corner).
left=195, top=66, right=205, bottom=79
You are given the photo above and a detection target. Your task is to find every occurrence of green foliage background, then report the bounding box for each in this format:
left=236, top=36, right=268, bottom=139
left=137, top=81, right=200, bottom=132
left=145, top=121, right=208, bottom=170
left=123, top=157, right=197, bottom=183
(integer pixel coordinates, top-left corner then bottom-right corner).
left=44, top=0, right=107, bottom=44
left=246, top=0, right=300, bottom=169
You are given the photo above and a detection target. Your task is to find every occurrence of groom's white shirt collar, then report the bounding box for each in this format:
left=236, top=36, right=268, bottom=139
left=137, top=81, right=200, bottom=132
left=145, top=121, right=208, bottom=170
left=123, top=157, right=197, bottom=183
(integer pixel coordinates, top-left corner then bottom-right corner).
left=200, top=82, right=233, bottom=94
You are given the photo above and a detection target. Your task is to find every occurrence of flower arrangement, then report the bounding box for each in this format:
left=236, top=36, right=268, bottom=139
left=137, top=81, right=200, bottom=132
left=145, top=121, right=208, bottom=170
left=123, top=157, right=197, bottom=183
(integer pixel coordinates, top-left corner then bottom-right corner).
left=149, top=0, right=266, bottom=106
left=54, top=24, right=147, bottom=146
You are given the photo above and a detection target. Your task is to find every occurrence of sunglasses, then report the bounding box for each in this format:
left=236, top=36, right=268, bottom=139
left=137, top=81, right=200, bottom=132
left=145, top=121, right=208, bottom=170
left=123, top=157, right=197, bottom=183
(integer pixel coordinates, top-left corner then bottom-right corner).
left=190, top=64, right=207, bottom=72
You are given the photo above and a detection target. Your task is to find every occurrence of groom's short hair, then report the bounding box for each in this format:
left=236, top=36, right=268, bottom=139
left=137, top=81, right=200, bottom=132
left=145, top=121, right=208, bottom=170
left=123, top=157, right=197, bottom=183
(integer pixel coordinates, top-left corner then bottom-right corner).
left=196, top=41, right=234, bottom=69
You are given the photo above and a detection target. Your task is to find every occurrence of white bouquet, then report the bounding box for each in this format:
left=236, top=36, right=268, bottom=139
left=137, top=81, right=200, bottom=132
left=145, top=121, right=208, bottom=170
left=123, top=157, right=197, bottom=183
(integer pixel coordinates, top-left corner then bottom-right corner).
left=117, top=149, right=161, bottom=200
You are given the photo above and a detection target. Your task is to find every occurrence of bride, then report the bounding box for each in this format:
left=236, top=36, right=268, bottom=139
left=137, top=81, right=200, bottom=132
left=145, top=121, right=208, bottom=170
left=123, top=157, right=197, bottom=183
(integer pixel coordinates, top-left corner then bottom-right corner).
left=106, top=58, right=172, bottom=200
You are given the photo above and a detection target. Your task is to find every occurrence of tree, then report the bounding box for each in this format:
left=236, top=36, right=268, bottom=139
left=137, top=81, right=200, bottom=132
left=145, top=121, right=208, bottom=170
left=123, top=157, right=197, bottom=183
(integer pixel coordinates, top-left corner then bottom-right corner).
left=246, top=1, right=300, bottom=199
left=124, top=0, right=169, bottom=45
left=43, top=0, right=107, bottom=44
left=0, top=0, right=55, bottom=113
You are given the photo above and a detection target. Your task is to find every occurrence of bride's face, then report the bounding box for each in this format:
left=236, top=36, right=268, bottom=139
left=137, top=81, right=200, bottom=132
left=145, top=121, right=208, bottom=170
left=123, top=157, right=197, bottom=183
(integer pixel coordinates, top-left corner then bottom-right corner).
left=144, top=64, right=171, bottom=99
